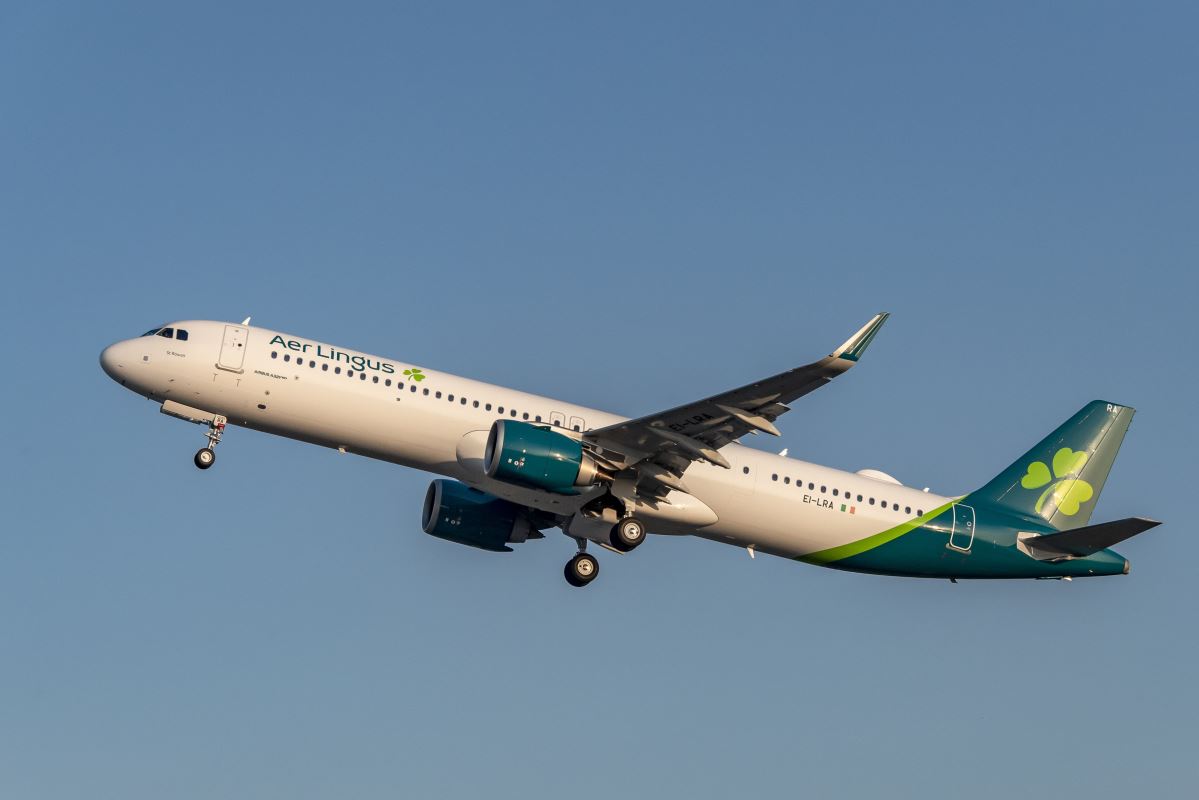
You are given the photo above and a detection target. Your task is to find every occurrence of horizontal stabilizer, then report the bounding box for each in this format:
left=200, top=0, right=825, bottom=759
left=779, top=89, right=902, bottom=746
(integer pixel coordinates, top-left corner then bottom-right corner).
left=1021, top=517, right=1160, bottom=561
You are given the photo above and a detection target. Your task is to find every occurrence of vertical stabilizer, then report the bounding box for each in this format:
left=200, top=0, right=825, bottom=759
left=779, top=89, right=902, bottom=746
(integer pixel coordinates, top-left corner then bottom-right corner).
left=971, top=401, right=1135, bottom=530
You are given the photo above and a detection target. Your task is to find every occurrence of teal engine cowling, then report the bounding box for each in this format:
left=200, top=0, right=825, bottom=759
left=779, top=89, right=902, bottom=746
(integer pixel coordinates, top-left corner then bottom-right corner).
left=484, top=420, right=605, bottom=494
left=421, top=479, right=533, bottom=552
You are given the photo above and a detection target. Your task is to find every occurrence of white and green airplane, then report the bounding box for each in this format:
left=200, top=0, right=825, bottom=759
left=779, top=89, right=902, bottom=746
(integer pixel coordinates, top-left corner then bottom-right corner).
left=100, top=314, right=1158, bottom=587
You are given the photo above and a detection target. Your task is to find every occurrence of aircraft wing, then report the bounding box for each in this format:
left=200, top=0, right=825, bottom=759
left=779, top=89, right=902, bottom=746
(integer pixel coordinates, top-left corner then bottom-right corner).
left=585, top=313, right=889, bottom=495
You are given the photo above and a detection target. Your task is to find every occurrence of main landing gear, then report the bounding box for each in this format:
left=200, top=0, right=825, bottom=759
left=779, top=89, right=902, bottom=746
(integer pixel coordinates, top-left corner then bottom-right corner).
left=610, top=516, right=646, bottom=552
left=562, top=515, right=646, bottom=588
left=194, top=415, right=227, bottom=470
left=565, top=550, right=600, bottom=588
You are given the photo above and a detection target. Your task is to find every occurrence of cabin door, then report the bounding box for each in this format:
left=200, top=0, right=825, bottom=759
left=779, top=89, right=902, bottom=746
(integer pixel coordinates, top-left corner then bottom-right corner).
left=948, top=503, right=975, bottom=552
left=217, top=325, right=248, bottom=372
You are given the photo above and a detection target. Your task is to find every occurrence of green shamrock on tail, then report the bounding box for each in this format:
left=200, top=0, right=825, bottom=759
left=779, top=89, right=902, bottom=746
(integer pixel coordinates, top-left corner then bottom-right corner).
left=403, top=368, right=426, bottom=382
left=1021, top=447, right=1093, bottom=516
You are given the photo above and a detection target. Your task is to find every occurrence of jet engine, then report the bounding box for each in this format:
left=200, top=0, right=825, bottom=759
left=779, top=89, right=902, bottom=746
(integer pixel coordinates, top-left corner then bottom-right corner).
left=421, top=479, right=534, bottom=552
left=484, top=420, right=605, bottom=494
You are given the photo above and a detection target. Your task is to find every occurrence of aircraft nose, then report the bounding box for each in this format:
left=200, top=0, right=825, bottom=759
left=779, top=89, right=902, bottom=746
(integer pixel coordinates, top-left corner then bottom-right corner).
left=99, top=342, right=125, bottom=380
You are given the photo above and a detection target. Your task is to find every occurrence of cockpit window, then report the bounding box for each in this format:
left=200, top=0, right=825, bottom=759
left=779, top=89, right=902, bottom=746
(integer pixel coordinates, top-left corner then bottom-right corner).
left=175, top=329, right=189, bottom=341
left=156, top=328, right=174, bottom=339
left=142, top=328, right=163, bottom=337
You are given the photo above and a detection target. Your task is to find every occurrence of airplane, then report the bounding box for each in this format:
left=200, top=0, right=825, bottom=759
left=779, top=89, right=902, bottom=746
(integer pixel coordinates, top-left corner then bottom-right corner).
left=99, top=314, right=1159, bottom=587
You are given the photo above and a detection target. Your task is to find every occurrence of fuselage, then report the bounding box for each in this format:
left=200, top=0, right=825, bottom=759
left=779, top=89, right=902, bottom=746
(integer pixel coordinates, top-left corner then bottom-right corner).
left=100, top=319, right=1129, bottom=580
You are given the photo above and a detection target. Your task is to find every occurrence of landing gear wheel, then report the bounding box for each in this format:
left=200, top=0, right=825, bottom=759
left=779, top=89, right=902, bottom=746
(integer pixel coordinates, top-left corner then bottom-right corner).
left=611, top=516, right=646, bottom=552
left=565, top=552, right=599, bottom=587
left=194, top=447, right=216, bottom=470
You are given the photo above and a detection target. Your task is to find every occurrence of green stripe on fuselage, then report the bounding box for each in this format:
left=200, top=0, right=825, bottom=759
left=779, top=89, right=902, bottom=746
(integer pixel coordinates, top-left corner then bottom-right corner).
left=798, top=500, right=958, bottom=565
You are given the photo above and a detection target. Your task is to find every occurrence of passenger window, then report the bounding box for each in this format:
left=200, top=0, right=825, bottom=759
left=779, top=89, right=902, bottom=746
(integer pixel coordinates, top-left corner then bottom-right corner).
left=869, top=498, right=875, bottom=505
left=310, top=361, right=316, bottom=368
left=486, top=404, right=493, bottom=411
left=296, top=358, right=304, bottom=366
left=857, top=494, right=863, bottom=502
left=534, top=415, right=541, bottom=421
left=772, top=474, right=778, bottom=482
left=917, top=509, right=924, bottom=516
left=436, top=391, right=442, bottom=398
left=808, top=482, right=814, bottom=490
left=742, top=467, right=750, bottom=475
left=157, top=328, right=173, bottom=338
left=820, top=486, right=827, bottom=493
left=905, top=506, right=911, bottom=514
left=498, top=406, right=504, bottom=414
left=461, top=398, right=467, bottom=405
left=373, top=376, right=379, bottom=383
left=283, top=354, right=291, bottom=362
left=423, top=388, right=430, bottom=396
left=335, top=366, right=341, bottom=374
left=271, top=351, right=278, bottom=359
left=784, top=477, right=790, bottom=485
left=473, top=401, right=479, bottom=408
left=322, top=364, right=329, bottom=371
left=448, top=394, right=454, bottom=402
left=522, top=412, right=529, bottom=420
left=175, top=329, right=189, bottom=341
left=892, top=503, right=899, bottom=511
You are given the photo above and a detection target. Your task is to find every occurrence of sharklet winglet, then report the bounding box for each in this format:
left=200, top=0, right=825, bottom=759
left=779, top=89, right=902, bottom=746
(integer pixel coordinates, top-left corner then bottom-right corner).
left=831, top=312, right=889, bottom=362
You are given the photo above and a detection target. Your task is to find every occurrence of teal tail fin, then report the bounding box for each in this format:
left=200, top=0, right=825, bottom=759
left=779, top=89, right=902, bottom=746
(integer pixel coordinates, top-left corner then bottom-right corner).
left=971, top=401, right=1135, bottom=531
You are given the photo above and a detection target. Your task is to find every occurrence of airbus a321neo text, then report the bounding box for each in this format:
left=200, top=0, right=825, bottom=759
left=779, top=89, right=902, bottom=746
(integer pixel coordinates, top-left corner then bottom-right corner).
left=100, top=314, right=1159, bottom=587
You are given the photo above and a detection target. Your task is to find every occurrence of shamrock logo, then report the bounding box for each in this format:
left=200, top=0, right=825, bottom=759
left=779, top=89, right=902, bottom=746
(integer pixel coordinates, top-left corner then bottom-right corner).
left=402, top=368, right=426, bottom=382
left=1020, top=447, right=1093, bottom=516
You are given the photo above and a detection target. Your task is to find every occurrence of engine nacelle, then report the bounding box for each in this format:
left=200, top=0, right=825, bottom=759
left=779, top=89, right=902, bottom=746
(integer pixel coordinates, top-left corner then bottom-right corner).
left=484, top=420, right=604, bottom=494
left=421, top=479, right=532, bottom=552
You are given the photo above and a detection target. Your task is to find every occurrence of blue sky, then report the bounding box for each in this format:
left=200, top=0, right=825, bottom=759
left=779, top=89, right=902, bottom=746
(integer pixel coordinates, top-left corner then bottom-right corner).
left=2, top=2, right=1196, bottom=797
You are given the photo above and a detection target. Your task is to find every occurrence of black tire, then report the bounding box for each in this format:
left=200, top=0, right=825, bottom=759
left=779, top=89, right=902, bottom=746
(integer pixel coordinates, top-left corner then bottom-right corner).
left=194, top=448, right=216, bottom=470
left=611, top=517, right=646, bottom=552
left=565, top=553, right=599, bottom=587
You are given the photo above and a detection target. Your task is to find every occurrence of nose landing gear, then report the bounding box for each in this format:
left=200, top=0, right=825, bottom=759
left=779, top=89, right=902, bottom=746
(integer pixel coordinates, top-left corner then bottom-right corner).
left=194, top=415, right=227, bottom=470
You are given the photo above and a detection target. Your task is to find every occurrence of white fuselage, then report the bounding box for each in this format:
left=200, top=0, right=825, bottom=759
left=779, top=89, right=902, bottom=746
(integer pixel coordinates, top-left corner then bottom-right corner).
left=100, top=320, right=950, bottom=561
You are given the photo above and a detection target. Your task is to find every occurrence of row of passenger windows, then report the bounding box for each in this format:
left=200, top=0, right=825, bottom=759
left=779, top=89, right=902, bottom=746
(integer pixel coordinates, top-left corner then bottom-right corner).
left=270, top=351, right=585, bottom=431
left=143, top=327, right=189, bottom=341
left=761, top=468, right=922, bottom=516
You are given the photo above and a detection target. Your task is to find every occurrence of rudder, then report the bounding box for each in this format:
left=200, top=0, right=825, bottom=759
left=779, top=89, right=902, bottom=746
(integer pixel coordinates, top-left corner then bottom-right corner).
left=971, top=401, right=1135, bottom=530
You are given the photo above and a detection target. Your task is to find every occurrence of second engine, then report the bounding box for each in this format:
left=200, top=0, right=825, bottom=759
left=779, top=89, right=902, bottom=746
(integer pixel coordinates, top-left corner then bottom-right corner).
left=421, top=479, right=534, bottom=552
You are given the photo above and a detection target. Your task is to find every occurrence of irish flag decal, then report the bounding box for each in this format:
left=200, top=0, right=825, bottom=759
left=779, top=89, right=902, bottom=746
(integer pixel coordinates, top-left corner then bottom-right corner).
left=840, top=504, right=856, bottom=514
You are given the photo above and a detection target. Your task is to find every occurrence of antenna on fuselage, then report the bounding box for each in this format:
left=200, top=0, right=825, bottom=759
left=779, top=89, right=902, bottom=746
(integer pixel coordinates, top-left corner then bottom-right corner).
left=240, top=316, right=252, bottom=325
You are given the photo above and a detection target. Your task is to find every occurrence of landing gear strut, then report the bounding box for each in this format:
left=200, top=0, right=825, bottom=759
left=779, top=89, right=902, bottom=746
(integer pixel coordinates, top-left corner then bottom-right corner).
left=194, top=415, right=227, bottom=470
left=565, top=548, right=600, bottom=588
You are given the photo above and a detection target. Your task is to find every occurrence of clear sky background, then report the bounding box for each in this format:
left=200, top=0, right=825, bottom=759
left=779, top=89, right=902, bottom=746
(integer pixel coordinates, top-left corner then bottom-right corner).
left=1, top=2, right=1196, bottom=797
